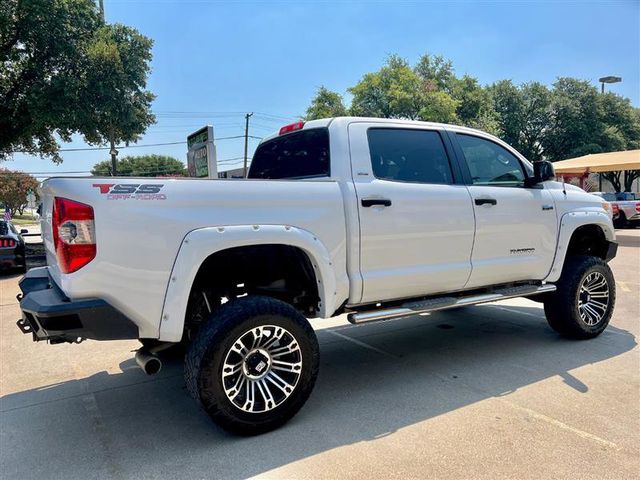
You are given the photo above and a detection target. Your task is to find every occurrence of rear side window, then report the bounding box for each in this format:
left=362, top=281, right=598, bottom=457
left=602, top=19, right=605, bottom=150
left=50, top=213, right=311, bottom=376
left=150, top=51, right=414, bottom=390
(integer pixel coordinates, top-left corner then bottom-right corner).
left=456, top=134, right=525, bottom=186
left=248, top=128, right=330, bottom=179
left=367, top=128, right=453, bottom=184
left=0, top=221, right=7, bottom=236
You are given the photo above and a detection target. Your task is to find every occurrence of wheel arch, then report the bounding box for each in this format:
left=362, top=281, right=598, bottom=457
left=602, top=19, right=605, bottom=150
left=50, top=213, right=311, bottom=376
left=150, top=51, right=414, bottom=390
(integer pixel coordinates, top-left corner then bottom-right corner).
left=158, top=225, right=341, bottom=342
left=544, top=211, right=616, bottom=283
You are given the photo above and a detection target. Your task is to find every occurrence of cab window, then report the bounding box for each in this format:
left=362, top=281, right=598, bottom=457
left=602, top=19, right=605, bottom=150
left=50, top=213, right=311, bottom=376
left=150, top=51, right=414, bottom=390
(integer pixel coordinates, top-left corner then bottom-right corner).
left=456, top=134, right=525, bottom=187
left=367, top=128, right=454, bottom=185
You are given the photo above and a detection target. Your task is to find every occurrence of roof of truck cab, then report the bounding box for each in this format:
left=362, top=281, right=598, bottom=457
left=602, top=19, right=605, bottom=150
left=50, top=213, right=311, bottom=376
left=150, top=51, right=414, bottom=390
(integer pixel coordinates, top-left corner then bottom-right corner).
left=259, top=117, right=490, bottom=144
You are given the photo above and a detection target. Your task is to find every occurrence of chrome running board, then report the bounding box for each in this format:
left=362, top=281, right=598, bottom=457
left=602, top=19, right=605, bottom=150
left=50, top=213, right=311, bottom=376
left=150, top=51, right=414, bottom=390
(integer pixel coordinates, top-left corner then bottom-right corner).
left=347, top=284, right=557, bottom=325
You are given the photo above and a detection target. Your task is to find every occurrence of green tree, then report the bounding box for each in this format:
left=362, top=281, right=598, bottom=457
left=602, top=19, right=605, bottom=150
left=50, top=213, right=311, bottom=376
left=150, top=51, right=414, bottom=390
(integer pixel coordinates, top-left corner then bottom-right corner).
left=304, top=86, right=347, bottom=120
left=0, top=169, right=39, bottom=215
left=0, top=2, right=155, bottom=168
left=417, top=90, right=459, bottom=124
left=414, top=53, right=457, bottom=94
left=490, top=80, right=552, bottom=161
left=543, top=78, right=602, bottom=161
left=91, top=155, right=186, bottom=177
left=76, top=24, right=156, bottom=174
left=0, top=0, right=101, bottom=162
left=349, top=55, right=424, bottom=119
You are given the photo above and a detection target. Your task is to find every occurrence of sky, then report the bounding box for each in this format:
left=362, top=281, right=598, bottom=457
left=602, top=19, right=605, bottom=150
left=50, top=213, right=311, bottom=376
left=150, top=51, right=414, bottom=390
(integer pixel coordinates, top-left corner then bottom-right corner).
left=7, top=0, right=640, bottom=178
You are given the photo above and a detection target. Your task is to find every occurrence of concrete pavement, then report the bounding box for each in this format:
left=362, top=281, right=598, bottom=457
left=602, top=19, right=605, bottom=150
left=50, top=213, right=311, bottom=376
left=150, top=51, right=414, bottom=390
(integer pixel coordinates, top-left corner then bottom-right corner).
left=1, top=230, right=638, bottom=479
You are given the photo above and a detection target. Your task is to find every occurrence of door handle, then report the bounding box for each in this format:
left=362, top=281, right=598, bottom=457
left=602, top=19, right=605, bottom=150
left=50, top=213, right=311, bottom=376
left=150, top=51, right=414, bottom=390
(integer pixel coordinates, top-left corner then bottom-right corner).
left=362, top=198, right=392, bottom=207
left=474, top=198, right=497, bottom=206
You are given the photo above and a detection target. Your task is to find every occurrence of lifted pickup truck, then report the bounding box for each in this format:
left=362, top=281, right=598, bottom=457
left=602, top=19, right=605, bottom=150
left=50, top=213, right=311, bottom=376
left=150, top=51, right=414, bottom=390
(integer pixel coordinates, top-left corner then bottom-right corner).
left=17, top=117, right=618, bottom=435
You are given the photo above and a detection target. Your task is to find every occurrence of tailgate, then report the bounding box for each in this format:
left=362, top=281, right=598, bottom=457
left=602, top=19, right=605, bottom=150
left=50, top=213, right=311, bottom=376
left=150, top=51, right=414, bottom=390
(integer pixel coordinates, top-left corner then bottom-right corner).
left=37, top=181, right=60, bottom=285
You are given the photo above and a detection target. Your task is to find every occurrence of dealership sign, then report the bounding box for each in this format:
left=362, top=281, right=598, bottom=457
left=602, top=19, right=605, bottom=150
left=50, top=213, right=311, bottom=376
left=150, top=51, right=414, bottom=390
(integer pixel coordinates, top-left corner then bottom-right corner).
left=187, top=126, right=217, bottom=178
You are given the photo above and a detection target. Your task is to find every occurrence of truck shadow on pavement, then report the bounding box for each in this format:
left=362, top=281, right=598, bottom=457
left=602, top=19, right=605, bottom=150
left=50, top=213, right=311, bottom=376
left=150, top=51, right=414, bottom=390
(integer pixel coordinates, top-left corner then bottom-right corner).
left=1, top=304, right=636, bottom=479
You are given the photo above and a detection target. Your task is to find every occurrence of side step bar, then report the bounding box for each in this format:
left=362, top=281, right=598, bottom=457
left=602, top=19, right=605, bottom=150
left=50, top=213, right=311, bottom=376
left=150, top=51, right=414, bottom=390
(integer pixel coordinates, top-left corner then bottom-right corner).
left=347, top=284, right=556, bottom=325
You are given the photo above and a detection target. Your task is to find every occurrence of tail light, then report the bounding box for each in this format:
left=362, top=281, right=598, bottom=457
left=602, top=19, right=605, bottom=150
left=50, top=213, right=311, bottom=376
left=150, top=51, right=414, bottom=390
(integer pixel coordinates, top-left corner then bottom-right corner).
left=279, top=121, right=305, bottom=135
left=52, top=197, right=96, bottom=273
left=0, top=239, right=16, bottom=248
left=612, top=204, right=619, bottom=215
left=636, top=202, right=640, bottom=214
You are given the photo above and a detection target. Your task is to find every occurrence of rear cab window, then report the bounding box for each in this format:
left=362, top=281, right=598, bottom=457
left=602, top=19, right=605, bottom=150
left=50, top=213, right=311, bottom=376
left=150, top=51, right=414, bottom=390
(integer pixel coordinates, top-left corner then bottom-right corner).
left=248, top=128, right=330, bottom=179
left=367, top=128, right=454, bottom=185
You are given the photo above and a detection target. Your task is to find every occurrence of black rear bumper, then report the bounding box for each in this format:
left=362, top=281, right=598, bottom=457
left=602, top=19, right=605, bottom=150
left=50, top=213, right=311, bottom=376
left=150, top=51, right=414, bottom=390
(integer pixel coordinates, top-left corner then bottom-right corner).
left=17, top=267, right=139, bottom=343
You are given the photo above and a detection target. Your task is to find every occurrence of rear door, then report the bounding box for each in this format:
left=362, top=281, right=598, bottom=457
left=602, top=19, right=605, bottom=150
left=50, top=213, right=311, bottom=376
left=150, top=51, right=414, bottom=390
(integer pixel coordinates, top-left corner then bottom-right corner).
left=450, top=131, right=558, bottom=288
left=348, top=122, right=475, bottom=304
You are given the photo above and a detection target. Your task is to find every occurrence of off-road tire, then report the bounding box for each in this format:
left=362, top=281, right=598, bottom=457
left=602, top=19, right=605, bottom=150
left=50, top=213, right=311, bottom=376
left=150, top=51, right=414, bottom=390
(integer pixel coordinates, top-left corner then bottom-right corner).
left=184, top=295, right=319, bottom=435
left=544, top=255, right=615, bottom=339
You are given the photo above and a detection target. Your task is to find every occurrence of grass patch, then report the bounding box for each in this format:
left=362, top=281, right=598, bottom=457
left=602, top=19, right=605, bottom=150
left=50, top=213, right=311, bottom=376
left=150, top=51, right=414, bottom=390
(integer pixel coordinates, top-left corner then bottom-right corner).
left=0, top=209, right=39, bottom=226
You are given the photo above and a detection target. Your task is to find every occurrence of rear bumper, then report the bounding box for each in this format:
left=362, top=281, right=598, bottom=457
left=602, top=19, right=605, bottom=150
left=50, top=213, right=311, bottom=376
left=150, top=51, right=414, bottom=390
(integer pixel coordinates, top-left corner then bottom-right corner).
left=16, top=267, right=139, bottom=343
left=0, top=249, right=25, bottom=269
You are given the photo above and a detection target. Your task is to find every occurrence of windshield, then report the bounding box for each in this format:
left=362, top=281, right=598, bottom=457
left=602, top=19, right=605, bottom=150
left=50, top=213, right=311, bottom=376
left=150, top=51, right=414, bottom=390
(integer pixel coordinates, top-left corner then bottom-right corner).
left=248, top=128, right=330, bottom=179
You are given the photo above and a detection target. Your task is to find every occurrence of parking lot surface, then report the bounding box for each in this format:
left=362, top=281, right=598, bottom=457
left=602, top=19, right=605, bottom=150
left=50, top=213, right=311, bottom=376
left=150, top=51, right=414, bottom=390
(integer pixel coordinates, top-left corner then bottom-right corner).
left=1, top=230, right=638, bottom=480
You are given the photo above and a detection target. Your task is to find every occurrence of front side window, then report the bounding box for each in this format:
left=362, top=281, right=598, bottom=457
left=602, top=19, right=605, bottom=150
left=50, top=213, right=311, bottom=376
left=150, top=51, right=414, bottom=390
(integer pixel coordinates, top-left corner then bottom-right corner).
left=248, top=128, right=330, bottom=179
left=367, top=128, right=453, bottom=185
left=456, top=134, right=525, bottom=187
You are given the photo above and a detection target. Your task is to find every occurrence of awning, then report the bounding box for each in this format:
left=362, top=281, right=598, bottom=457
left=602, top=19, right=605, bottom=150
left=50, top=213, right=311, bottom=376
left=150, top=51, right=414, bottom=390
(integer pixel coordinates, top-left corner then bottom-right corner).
left=553, top=150, right=640, bottom=174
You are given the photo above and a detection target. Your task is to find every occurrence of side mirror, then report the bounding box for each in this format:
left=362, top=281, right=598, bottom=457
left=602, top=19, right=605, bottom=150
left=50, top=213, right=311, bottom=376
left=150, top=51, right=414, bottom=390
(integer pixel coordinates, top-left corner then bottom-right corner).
left=20, top=229, right=28, bottom=234
left=533, top=160, right=555, bottom=184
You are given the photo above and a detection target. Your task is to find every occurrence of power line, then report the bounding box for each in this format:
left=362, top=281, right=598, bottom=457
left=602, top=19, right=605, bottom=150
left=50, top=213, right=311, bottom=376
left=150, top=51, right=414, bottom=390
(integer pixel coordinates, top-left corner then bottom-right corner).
left=0, top=155, right=252, bottom=176
left=11, top=135, right=263, bottom=154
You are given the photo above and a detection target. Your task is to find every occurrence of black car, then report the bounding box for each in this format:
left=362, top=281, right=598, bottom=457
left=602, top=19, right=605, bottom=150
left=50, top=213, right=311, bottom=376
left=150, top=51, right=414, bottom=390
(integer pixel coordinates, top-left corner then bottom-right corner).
left=0, top=220, right=27, bottom=272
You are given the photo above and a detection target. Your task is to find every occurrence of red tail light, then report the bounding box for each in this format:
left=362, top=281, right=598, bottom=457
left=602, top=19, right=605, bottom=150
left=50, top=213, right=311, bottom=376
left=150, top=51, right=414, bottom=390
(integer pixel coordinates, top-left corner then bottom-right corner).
left=612, top=204, right=619, bottom=214
left=52, top=197, right=96, bottom=273
left=636, top=202, right=640, bottom=214
left=0, top=239, right=16, bottom=248
left=279, top=121, right=305, bottom=136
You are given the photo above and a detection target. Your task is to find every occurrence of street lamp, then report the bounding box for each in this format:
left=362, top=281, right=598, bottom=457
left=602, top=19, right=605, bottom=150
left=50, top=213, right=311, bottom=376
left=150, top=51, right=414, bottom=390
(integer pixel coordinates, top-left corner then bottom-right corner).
left=599, top=76, right=622, bottom=93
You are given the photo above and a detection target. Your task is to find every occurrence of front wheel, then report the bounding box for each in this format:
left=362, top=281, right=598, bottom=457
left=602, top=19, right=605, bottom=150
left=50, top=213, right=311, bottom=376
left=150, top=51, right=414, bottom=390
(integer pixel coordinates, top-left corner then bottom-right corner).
left=544, top=256, right=616, bottom=339
left=184, top=296, right=319, bottom=435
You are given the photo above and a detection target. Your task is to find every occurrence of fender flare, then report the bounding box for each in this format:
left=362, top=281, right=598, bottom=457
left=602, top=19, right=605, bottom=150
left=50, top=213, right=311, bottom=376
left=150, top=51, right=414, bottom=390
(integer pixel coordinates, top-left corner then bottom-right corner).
left=544, top=211, right=615, bottom=283
left=158, top=225, right=340, bottom=342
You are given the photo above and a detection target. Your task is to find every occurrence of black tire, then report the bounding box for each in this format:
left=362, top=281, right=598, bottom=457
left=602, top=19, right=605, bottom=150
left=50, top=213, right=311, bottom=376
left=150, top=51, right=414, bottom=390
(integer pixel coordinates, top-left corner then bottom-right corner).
left=184, top=295, right=319, bottom=435
left=543, top=255, right=615, bottom=339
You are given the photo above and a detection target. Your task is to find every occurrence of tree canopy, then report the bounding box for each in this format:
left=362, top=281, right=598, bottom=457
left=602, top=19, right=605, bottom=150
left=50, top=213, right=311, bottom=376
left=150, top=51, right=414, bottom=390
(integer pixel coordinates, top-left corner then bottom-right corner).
left=0, top=0, right=155, bottom=163
left=304, top=86, right=347, bottom=120
left=91, top=155, right=186, bottom=177
left=303, top=52, right=640, bottom=191
left=0, top=169, right=39, bottom=215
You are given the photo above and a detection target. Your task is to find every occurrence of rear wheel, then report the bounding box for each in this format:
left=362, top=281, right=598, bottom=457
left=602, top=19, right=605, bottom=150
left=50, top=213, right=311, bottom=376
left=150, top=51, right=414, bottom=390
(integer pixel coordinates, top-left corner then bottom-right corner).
left=544, top=256, right=615, bottom=339
left=184, top=296, right=319, bottom=435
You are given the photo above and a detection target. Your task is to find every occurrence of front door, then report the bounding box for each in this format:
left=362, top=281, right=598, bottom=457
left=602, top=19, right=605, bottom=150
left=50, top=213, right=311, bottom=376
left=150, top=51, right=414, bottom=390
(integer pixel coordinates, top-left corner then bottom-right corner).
left=451, top=132, right=558, bottom=289
left=348, top=122, right=476, bottom=304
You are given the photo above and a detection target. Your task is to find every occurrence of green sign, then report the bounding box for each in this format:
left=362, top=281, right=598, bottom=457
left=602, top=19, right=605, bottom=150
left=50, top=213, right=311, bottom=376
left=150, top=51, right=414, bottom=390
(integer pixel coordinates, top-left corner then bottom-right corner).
left=187, top=126, right=209, bottom=149
left=187, top=125, right=215, bottom=178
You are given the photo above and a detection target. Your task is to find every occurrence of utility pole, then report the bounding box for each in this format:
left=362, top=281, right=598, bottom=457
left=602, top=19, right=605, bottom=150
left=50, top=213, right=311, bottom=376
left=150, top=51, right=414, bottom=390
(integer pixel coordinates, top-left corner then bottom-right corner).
left=243, top=112, right=253, bottom=178
left=99, top=0, right=105, bottom=21
left=109, top=138, right=118, bottom=177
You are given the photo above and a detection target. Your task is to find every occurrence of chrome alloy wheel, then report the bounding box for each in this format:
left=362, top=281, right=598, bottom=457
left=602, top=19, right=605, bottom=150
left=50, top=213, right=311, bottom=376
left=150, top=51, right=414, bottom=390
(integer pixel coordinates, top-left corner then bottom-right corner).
left=221, top=325, right=302, bottom=413
left=577, top=271, right=610, bottom=326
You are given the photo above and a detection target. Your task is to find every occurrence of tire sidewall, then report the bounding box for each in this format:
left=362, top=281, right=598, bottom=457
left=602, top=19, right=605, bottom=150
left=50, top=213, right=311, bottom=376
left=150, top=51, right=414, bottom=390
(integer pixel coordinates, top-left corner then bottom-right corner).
left=192, top=298, right=319, bottom=432
left=562, top=257, right=615, bottom=336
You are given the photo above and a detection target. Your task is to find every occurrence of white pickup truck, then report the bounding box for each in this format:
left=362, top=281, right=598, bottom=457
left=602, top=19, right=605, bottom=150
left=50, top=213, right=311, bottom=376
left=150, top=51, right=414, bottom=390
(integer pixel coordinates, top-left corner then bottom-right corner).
left=17, top=117, right=618, bottom=435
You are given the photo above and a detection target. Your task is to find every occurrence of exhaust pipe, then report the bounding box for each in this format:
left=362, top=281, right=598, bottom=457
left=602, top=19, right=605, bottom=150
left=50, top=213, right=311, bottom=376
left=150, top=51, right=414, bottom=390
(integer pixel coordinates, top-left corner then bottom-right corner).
left=135, top=348, right=162, bottom=375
